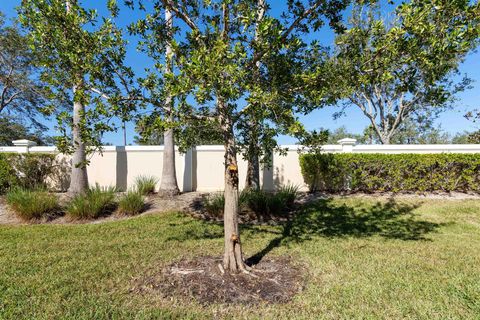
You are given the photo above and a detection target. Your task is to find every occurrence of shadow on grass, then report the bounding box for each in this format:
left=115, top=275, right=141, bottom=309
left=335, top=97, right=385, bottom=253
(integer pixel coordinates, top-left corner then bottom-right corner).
left=164, top=197, right=444, bottom=263
left=247, top=198, right=443, bottom=265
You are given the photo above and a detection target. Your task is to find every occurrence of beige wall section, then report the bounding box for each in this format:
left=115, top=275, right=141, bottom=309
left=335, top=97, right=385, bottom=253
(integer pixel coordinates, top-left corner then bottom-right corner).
left=87, top=151, right=117, bottom=188
left=3, top=142, right=480, bottom=192
left=272, top=149, right=309, bottom=191
left=194, top=147, right=249, bottom=191
left=86, top=147, right=192, bottom=192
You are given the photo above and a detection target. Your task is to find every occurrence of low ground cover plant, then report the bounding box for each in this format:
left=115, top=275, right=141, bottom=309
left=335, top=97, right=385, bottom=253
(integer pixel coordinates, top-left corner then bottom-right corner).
left=67, top=185, right=117, bottom=219
left=134, top=175, right=158, bottom=195
left=6, top=188, right=59, bottom=220
left=118, top=190, right=145, bottom=215
left=300, top=153, right=480, bottom=193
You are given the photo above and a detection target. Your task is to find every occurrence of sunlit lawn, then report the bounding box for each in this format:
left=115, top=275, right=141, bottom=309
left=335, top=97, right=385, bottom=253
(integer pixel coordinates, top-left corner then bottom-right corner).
left=0, top=197, right=479, bottom=319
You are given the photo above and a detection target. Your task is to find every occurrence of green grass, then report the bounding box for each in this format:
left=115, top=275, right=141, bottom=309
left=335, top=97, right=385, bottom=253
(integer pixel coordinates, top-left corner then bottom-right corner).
left=1, top=197, right=480, bottom=319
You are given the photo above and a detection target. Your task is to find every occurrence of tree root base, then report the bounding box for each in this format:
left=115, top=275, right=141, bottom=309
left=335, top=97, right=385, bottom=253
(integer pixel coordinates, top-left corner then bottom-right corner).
left=157, top=189, right=181, bottom=198
left=131, top=255, right=305, bottom=305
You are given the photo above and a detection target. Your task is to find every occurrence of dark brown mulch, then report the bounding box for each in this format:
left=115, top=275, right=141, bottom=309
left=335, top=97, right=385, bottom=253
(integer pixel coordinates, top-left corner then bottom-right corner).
left=131, top=256, right=305, bottom=305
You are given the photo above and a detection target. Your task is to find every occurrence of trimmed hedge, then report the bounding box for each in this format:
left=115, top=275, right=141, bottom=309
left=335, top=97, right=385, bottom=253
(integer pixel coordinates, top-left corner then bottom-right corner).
left=299, top=153, right=480, bottom=193
left=0, top=153, right=59, bottom=193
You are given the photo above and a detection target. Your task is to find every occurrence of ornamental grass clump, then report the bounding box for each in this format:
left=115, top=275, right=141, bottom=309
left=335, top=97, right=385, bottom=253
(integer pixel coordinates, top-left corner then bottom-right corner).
left=118, top=190, right=145, bottom=215
left=134, top=175, right=158, bottom=195
left=204, top=186, right=298, bottom=219
left=67, top=184, right=117, bottom=219
left=6, top=188, right=59, bottom=220
left=276, top=184, right=300, bottom=209
left=204, top=192, right=225, bottom=217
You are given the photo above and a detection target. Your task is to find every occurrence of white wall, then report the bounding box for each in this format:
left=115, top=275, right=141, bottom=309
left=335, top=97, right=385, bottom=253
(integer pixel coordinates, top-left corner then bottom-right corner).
left=2, top=141, right=480, bottom=192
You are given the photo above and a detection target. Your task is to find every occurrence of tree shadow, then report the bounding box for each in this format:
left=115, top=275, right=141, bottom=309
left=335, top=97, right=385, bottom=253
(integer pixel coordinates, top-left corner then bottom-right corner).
left=247, top=198, right=444, bottom=265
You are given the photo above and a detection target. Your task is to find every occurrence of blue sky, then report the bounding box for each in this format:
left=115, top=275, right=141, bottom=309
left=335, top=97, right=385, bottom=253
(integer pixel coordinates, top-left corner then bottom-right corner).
left=3, top=0, right=480, bottom=145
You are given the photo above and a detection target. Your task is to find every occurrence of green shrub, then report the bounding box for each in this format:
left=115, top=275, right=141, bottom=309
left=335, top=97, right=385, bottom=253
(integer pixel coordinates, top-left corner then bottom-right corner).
left=134, top=175, right=158, bottom=195
left=6, top=188, right=59, bottom=220
left=13, top=154, right=57, bottom=190
left=0, top=153, right=59, bottom=193
left=0, top=156, right=18, bottom=194
left=118, top=191, right=145, bottom=215
left=67, top=184, right=117, bottom=219
left=299, top=153, right=480, bottom=193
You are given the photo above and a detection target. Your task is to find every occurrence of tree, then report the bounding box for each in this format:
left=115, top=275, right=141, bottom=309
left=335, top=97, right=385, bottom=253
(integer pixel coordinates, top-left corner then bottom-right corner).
left=134, top=0, right=353, bottom=273
left=325, top=126, right=367, bottom=144
left=157, top=7, right=180, bottom=196
left=239, top=0, right=348, bottom=190
left=390, top=119, right=450, bottom=144
left=133, top=120, right=223, bottom=146
left=127, top=3, right=182, bottom=196
left=0, top=12, right=56, bottom=129
left=19, top=0, right=136, bottom=193
left=451, top=131, right=473, bottom=144
left=324, top=1, right=480, bottom=144
left=0, top=116, right=53, bottom=146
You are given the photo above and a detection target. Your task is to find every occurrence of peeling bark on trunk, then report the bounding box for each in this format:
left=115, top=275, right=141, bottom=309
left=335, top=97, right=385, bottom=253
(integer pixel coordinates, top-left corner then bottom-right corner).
left=220, top=99, right=247, bottom=273
left=68, top=84, right=89, bottom=194
left=158, top=7, right=180, bottom=197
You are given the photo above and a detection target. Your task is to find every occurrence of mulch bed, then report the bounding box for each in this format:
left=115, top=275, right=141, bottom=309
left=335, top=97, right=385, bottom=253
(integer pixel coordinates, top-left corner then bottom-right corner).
left=131, top=256, right=305, bottom=305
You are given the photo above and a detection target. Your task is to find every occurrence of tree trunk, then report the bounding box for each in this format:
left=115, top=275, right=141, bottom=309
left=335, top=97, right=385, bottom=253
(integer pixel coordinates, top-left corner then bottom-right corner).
left=159, top=126, right=180, bottom=196
left=245, top=138, right=260, bottom=190
left=158, top=7, right=180, bottom=197
left=244, top=0, right=265, bottom=191
left=68, top=84, right=89, bottom=194
left=381, top=134, right=391, bottom=144
left=220, top=99, right=247, bottom=273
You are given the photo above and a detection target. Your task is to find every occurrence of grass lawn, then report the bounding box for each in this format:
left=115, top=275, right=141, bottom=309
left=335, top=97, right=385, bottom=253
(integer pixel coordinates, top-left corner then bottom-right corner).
left=0, top=197, right=479, bottom=319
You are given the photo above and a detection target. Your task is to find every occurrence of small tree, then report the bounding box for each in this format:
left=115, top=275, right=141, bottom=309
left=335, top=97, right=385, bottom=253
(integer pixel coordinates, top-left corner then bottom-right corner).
left=324, top=1, right=480, bottom=144
left=145, top=0, right=353, bottom=272
left=20, top=0, right=136, bottom=193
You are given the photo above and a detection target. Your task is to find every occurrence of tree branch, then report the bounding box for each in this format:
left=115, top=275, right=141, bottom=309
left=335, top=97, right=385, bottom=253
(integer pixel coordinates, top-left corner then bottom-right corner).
left=251, top=1, right=322, bottom=66
left=161, top=0, right=199, bottom=32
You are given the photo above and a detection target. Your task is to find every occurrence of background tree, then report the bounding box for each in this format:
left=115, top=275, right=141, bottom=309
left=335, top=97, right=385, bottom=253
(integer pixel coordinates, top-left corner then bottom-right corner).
left=323, top=0, right=480, bottom=144
left=127, top=3, right=184, bottom=196
left=20, top=0, right=136, bottom=193
left=450, top=131, right=473, bottom=144
left=325, top=126, right=368, bottom=144
left=0, top=12, right=57, bottom=130
left=0, top=116, right=54, bottom=146
left=390, top=119, right=450, bottom=144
